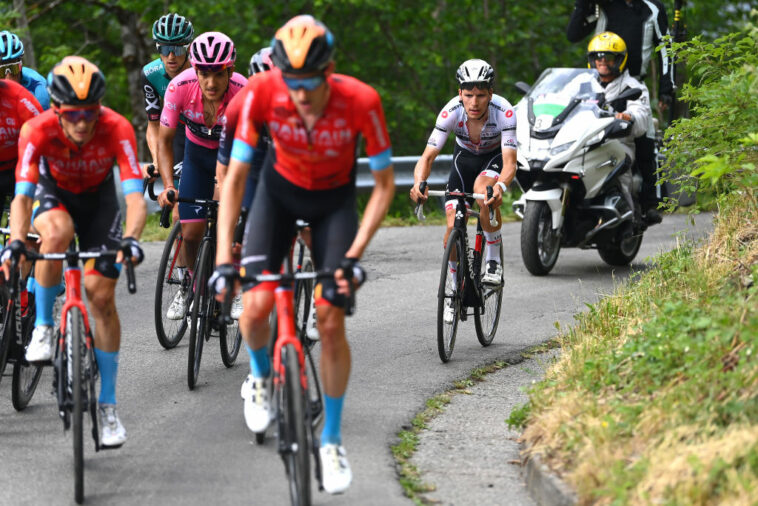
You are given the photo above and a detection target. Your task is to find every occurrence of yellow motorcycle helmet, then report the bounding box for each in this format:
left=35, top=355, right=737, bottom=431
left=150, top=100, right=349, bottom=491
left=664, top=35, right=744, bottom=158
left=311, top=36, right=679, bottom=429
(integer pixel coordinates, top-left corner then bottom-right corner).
left=587, top=31, right=628, bottom=75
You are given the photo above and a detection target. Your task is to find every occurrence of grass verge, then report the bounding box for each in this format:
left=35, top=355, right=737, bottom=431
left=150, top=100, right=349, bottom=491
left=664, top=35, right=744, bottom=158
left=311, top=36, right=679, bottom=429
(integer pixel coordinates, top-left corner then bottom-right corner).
left=511, top=189, right=758, bottom=505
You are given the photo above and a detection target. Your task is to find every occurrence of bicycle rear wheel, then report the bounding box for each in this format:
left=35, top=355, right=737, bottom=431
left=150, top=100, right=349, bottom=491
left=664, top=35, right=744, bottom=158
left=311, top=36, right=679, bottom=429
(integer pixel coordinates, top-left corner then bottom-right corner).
left=218, top=255, right=241, bottom=366
left=155, top=222, right=188, bottom=349
left=68, top=307, right=85, bottom=504
left=281, top=343, right=311, bottom=505
left=437, top=229, right=463, bottom=363
left=188, top=241, right=211, bottom=390
left=294, top=258, right=314, bottom=345
left=474, top=242, right=504, bottom=346
left=12, top=301, right=42, bottom=411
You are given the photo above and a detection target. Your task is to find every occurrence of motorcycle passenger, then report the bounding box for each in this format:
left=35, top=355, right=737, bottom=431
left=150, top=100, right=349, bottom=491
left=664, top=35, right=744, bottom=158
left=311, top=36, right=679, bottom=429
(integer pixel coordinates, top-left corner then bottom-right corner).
left=410, top=59, right=516, bottom=311
left=588, top=31, right=652, bottom=221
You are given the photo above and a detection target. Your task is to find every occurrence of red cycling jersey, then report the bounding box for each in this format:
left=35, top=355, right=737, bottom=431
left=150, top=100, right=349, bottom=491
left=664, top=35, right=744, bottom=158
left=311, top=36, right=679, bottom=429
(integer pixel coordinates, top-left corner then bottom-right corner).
left=0, top=79, right=42, bottom=172
left=233, top=69, right=392, bottom=190
left=16, top=106, right=143, bottom=197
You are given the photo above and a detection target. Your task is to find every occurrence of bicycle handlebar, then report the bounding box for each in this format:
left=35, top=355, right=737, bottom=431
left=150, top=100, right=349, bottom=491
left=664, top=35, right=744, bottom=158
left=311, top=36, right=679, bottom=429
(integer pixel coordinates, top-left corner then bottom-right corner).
left=414, top=182, right=499, bottom=227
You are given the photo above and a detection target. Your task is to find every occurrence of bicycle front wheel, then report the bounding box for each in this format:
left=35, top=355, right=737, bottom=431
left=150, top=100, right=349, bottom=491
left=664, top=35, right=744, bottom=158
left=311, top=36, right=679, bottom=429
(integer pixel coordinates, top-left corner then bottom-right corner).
left=12, top=302, right=42, bottom=411
left=0, top=285, right=12, bottom=382
left=474, top=242, right=504, bottom=346
left=294, top=258, right=314, bottom=346
left=188, top=241, right=211, bottom=390
left=155, top=222, right=188, bottom=349
left=281, top=343, right=311, bottom=505
left=437, top=229, right=463, bottom=363
left=68, top=307, right=85, bottom=504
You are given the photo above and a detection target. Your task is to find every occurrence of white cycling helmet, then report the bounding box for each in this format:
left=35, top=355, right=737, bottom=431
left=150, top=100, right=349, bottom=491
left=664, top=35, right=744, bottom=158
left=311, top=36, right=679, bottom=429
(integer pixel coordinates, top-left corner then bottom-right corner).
left=456, top=59, right=495, bottom=89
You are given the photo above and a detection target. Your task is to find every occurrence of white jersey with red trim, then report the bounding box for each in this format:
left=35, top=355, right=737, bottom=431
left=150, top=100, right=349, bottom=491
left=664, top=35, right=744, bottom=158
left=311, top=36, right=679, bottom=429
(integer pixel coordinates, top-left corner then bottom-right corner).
left=426, top=93, right=517, bottom=155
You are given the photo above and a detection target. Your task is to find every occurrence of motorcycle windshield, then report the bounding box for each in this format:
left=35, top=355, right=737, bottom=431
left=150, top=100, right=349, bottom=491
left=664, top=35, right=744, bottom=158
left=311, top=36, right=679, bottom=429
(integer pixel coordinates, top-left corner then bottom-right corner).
left=526, top=68, right=604, bottom=129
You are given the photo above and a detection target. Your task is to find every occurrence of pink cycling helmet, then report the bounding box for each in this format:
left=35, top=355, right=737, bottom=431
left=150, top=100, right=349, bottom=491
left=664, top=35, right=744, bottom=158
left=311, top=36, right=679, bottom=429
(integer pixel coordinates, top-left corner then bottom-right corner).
left=189, top=31, right=236, bottom=70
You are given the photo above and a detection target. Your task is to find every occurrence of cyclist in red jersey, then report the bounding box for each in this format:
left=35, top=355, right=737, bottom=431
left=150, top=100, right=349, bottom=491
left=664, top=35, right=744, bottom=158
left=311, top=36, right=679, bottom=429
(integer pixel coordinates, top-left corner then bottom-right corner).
left=3, top=56, right=146, bottom=448
left=211, top=15, right=395, bottom=495
left=0, top=79, right=42, bottom=205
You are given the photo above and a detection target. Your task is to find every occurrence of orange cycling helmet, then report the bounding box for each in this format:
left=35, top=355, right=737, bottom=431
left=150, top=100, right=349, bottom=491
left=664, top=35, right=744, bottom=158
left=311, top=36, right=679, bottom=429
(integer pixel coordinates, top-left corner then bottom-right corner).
left=47, top=56, right=106, bottom=106
left=271, top=15, right=335, bottom=75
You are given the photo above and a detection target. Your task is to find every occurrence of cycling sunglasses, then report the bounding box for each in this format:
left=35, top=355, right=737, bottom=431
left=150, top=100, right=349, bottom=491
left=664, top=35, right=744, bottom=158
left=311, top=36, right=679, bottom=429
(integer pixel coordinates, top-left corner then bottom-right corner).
left=459, top=81, right=491, bottom=91
left=195, top=63, right=228, bottom=74
left=58, top=107, right=99, bottom=123
left=589, top=52, right=618, bottom=64
left=282, top=74, right=325, bottom=91
left=0, top=61, right=22, bottom=77
left=156, top=44, right=189, bottom=57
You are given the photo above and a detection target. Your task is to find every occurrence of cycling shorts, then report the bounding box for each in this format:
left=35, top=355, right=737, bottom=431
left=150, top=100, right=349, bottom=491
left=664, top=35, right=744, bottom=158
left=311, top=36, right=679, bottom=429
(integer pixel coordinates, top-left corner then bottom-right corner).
left=241, top=163, right=358, bottom=308
left=0, top=169, right=15, bottom=209
left=32, top=171, right=123, bottom=278
left=446, top=143, right=502, bottom=209
left=178, top=139, right=216, bottom=222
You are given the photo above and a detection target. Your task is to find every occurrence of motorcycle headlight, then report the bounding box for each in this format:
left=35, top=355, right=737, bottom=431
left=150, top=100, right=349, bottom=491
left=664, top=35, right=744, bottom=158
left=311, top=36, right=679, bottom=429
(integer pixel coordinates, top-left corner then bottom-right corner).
left=549, top=142, right=573, bottom=156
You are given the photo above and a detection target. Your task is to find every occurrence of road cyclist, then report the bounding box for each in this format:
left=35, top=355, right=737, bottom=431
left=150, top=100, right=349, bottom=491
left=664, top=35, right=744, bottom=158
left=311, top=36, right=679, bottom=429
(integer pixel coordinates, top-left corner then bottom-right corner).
left=211, top=14, right=395, bottom=495
left=2, top=55, right=147, bottom=447
left=0, top=30, right=50, bottom=109
left=410, top=59, right=516, bottom=324
left=156, top=31, right=246, bottom=322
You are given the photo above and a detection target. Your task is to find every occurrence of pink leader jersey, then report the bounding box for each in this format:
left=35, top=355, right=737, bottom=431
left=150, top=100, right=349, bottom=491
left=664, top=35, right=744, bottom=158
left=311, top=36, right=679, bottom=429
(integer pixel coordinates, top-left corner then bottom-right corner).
left=160, top=67, right=247, bottom=149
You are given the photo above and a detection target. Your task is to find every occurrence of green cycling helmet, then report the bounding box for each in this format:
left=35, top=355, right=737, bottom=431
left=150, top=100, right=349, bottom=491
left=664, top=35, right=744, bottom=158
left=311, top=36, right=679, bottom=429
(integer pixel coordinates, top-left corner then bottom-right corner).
left=152, top=13, right=194, bottom=45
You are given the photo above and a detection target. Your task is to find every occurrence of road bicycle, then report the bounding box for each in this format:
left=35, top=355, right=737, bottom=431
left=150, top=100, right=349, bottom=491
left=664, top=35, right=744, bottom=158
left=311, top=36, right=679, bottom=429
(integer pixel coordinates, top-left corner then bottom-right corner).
left=8, top=243, right=137, bottom=504
left=148, top=183, right=242, bottom=389
left=415, top=182, right=504, bottom=362
left=0, top=227, right=43, bottom=410
left=221, top=267, right=352, bottom=506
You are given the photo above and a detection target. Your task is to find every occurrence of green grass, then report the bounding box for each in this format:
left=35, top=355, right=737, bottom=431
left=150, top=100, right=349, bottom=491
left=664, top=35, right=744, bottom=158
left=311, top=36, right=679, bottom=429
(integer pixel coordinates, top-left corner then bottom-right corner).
left=517, top=189, right=758, bottom=505
left=140, top=211, right=173, bottom=242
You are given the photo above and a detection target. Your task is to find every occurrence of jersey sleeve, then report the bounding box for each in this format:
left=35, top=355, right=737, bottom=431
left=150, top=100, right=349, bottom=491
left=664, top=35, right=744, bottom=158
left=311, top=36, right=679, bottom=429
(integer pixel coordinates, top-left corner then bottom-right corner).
left=111, top=117, right=144, bottom=196
left=426, top=101, right=456, bottom=152
left=160, top=79, right=182, bottom=129
left=32, top=82, right=50, bottom=111
left=15, top=122, right=41, bottom=197
left=357, top=86, right=392, bottom=171
left=231, top=87, right=261, bottom=164
left=142, top=69, right=162, bottom=122
left=501, top=105, right=517, bottom=151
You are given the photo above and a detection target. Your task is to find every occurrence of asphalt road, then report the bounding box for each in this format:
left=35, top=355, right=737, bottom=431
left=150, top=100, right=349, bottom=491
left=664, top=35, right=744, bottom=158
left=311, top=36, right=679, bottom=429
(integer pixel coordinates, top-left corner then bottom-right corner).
left=0, top=213, right=712, bottom=505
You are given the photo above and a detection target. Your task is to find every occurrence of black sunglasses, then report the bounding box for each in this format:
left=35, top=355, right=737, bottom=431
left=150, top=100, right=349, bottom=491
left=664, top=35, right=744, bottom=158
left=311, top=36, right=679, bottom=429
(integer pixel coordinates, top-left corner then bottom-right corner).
left=460, top=81, right=491, bottom=91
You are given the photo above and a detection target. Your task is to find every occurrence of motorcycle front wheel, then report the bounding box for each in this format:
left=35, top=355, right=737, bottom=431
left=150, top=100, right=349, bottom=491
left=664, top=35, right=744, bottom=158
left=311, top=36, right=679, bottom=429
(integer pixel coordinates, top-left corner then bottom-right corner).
left=521, top=201, right=561, bottom=276
left=598, top=224, right=643, bottom=266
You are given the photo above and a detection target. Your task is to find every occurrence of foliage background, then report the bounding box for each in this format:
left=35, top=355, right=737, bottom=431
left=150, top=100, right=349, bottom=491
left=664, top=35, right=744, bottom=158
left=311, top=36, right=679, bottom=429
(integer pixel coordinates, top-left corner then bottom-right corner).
left=1, top=1, right=754, bottom=160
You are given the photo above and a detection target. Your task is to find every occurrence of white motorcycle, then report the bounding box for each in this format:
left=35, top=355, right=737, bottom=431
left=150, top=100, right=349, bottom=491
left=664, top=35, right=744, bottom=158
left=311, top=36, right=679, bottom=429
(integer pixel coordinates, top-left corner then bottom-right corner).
left=512, top=68, right=654, bottom=276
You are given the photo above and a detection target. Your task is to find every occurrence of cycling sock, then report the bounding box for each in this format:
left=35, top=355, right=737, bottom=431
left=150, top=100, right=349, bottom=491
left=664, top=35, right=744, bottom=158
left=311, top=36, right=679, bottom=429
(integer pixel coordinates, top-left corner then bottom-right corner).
left=448, top=261, right=457, bottom=292
left=245, top=342, right=270, bottom=379
left=32, top=281, right=59, bottom=327
left=483, top=230, right=502, bottom=263
left=94, top=348, right=119, bottom=405
left=321, top=394, right=345, bottom=446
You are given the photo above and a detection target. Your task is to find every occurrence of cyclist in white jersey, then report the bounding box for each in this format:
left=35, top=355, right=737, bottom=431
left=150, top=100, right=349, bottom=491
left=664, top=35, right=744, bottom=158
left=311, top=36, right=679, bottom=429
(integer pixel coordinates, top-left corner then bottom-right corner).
left=410, top=59, right=516, bottom=284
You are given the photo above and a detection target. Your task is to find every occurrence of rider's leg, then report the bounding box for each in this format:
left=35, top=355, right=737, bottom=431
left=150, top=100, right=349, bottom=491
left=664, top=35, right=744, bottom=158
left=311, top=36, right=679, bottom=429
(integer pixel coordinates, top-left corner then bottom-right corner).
left=178, top=221, right=205, bottom=273
left=317, top=304, right=349, bottom=443
left=84, top=274, right=120, bottom=403
left=32, top=208, right=73, bottom=326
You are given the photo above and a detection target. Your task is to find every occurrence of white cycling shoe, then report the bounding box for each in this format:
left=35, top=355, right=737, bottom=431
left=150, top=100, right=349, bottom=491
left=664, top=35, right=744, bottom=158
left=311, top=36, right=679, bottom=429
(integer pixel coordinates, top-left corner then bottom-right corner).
left=25, top=325, right=54, bottom=362
left=231, top=294, right=243, bottom=320
left=320, top=443, right=352, bottom=494
left=241, top=374, right=272, bottom=433
left=166, top=290, right=188, bottom=320
left=99, top=404, right=127, bottom=448
left=305, top=297, right=319, bottom=341
left=482, top=261, right=503, bottom=285
left=443, top=299, right=456, bottom=324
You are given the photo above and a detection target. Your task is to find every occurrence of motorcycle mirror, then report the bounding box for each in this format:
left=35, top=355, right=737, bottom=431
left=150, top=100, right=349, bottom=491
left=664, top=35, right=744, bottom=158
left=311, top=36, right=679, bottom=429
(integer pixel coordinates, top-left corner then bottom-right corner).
left=515, top=81, right=531, bottom=94
left=615, top=87, right=642, bottom=102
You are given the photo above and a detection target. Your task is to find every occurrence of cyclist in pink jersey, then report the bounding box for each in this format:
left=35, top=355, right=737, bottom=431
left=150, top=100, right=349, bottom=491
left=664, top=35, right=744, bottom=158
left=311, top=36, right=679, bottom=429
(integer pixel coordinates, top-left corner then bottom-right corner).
left=156, top=31, right=246, bottom=321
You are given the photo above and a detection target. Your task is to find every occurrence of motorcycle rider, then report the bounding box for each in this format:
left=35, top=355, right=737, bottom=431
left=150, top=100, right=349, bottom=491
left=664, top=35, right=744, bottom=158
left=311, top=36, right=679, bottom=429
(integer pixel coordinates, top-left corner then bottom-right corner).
left=588, top=31, right=652, bottom=220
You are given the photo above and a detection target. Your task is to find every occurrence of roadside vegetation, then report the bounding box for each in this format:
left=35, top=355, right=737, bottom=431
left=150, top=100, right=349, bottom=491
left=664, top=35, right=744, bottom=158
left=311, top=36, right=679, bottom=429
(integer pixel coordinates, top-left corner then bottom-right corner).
left=510, top=23, right=758, bottom=505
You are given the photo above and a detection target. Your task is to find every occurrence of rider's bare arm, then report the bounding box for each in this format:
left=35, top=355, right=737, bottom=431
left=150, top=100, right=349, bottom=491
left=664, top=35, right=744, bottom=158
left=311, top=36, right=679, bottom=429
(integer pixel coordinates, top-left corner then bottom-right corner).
left=156, top=124, right=177, bottom=206
left=411, top=145, right=440, bottom=202
left=9, top=194, right=33, bottom=246
left=217, top=155, right=250, bottom=267
left=146, top=120, right=160, bottom=170
left=123, top=192, right=147, bottom=240
left=345, top=165, right=395, bottom=261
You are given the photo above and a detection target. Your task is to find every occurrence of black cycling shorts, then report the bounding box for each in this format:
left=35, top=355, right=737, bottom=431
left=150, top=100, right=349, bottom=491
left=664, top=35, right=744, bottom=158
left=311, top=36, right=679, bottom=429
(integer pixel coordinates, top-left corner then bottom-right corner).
left=0, top=168, right=15, bottom=210
left=241, top=161, right=358, bottom=308
left=32, top=171, right=123, bottom=278
left=446, top=144, right=502, bottom=206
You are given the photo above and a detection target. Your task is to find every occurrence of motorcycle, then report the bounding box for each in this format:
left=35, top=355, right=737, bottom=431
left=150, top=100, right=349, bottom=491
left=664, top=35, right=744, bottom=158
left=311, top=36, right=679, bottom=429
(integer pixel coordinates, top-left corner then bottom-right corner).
left=512, top=67, right=657, bottom=276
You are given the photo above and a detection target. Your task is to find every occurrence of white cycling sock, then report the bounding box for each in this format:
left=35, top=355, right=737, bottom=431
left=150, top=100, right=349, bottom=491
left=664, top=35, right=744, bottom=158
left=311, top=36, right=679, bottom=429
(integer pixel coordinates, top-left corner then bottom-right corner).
left=448, top=261, right=458, bottom=292
left=484, top=230, right=502, bottom=263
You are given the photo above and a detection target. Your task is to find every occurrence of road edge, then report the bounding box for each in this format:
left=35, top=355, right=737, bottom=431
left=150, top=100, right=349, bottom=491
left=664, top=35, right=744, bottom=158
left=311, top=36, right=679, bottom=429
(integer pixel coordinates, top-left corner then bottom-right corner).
left=521, top=448, right=578, bottom=506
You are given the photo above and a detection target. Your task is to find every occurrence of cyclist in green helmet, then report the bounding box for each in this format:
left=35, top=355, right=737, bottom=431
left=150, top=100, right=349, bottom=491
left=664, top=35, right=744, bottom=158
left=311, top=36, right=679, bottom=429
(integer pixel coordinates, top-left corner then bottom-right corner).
left=141, top=12, right=194, bottom=177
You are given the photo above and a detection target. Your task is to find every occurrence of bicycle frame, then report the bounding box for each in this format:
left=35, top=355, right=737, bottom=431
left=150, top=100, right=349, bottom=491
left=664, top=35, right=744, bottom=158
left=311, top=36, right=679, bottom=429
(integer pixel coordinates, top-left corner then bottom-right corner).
left=272, top=286, right=309, bottom=396
left=59, top=264, right=93, bottom=342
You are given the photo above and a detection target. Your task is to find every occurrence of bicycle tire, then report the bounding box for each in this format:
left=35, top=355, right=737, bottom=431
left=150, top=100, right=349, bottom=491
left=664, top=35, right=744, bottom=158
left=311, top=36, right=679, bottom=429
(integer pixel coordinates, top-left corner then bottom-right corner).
left=187, top=241, right=211, bottom=390
left=69, top=307, right=85, bottom=504
left=474, top=242, right=504, bottom=346
left=437, top=229, right=463, bottom=363
left=218, top=238, right=241, bottom=366
left=154, top=222, right=188, bottom=349
left=12, top=302, right=42, bottom=411
left=294, top=258, right=314, bottom=345
left=281, top=343, right=311, bottom=505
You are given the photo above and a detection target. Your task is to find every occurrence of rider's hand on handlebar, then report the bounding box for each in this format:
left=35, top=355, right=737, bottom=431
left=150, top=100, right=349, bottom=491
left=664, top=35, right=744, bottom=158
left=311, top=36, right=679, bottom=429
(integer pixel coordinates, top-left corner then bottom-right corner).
left=209, top=263, right=239, bottom=302
left=1, top=240, right=27, bottom=282
left=409, top=182, right=428, bottom=204
left=117, top=237, right=144, bottom=265
left=615, top=112, right=632, bottom=122
left=485, top=182, right=505, bottom=209
left=335, top=257, right=366, bottom=296
left=158, top=186, right=177, bottom=208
